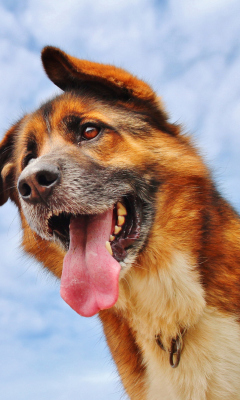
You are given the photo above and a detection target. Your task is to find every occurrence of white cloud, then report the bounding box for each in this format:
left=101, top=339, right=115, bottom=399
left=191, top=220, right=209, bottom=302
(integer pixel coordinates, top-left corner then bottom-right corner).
left=181, top=0, right=236, bottom=17
left=168, top=0, right=238, bottom=23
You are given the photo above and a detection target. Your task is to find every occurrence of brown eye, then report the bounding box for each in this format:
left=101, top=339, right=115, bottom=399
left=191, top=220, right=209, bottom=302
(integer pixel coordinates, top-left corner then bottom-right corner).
left=82, top=126, right=101, bottom=140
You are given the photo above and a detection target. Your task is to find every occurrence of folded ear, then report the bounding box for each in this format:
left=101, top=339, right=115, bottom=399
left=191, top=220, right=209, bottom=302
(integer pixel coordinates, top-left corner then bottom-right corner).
left=0, top=120, right=22, bottom=206
left=41, top=46, right=156, bottom=102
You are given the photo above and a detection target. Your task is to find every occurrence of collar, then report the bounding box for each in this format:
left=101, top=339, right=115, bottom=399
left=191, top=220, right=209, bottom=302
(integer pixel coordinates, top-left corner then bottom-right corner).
left=155, top=328, right=186, bottom=368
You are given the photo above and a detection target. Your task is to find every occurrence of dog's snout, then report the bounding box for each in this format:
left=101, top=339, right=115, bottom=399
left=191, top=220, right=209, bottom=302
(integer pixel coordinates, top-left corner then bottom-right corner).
left=18, top=163, right=60, bottom=203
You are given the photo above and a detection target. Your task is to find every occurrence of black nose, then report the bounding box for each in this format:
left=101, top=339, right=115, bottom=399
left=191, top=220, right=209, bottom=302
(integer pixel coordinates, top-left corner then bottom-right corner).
left=18, top=163, right=60, bottom=204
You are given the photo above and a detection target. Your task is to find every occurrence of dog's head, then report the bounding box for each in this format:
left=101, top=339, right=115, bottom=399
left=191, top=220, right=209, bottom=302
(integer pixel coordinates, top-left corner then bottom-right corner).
left=0, top=47, right=207, bottom=317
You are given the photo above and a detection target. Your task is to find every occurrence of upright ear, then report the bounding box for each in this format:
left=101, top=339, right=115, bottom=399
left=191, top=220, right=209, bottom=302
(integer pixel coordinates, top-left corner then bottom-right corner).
left=0, top=120, right=22, bottom=206
left=41, top=46, right=156, bottom=102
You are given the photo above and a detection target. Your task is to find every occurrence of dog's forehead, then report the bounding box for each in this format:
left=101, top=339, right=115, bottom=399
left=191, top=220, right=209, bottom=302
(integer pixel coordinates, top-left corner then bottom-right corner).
left=16, top=92, right=114, bottom=145
left=40, top=92, right=115, bottom=127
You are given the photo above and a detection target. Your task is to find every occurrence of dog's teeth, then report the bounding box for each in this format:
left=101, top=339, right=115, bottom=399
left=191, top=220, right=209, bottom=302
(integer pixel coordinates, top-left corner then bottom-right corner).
left=105, top=241, right=113, bottom=256
left=114, top=225, right=122, bottom=235
left=53, top=209, right=61, bottom=216
left=117, top=202, right=127, bottom=216
left=109, top=235, right=115, bottom=242
left=118, top=216, right=125, bottom=226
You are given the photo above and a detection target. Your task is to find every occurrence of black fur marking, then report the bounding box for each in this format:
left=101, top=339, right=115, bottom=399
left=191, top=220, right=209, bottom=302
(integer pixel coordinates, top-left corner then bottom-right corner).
left=21, top=132, right=39, bottom=170
left=62, top=115, right=82, bottom=133
left=26, top=132, right=38, bottom=153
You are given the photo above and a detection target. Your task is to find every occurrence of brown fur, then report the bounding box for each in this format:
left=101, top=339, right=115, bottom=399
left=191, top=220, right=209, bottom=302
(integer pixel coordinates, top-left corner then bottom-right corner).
left=1, top=47, right=240, bottom=399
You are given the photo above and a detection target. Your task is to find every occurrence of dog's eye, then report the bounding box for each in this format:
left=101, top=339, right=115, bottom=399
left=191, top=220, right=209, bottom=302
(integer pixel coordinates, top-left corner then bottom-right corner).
left=82, top=126, right=101, bottom=140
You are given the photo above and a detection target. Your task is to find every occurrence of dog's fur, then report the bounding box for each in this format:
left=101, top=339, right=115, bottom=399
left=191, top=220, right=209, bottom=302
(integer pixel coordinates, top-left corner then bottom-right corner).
left=1, top=47, right=240, bottom=399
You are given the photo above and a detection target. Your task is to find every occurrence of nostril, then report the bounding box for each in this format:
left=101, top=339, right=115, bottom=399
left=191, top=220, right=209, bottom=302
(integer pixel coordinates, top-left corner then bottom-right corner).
left=37, top=174, right=54, bottom=187
left=19, top=182, right=31, bottom=198
left=36, top=169, right=59, bottom=187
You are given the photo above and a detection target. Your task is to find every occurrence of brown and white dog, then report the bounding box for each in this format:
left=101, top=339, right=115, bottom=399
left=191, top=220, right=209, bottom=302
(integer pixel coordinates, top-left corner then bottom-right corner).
left=1, top=47, right=240, bottom=399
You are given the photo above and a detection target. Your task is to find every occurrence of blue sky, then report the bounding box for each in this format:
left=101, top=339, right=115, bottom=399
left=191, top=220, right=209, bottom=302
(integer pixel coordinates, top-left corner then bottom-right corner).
left=0, top=1, right=240, bottom=399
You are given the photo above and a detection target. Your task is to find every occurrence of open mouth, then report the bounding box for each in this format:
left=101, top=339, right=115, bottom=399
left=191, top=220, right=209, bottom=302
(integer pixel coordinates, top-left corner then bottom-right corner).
left=47, top=196, right=142, bottom=262
left=46, top=196, right=144, bottom=317
left=46, top=196, right=142, bottom=317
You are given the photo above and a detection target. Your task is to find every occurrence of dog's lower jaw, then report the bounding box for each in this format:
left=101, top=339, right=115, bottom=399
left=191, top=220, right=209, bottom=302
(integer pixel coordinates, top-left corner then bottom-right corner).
left=119, top=254, right=138, bottom=276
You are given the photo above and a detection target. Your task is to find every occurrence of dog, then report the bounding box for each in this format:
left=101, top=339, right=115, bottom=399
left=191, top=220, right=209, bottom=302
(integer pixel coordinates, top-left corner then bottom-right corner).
left=1, top=46, right=240, bottom=400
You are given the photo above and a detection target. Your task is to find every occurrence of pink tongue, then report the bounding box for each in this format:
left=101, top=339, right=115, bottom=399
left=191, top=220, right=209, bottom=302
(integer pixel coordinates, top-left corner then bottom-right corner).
left=60, top=209, right=121, bottom=317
